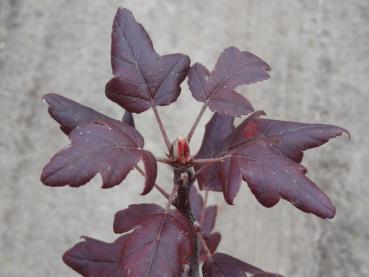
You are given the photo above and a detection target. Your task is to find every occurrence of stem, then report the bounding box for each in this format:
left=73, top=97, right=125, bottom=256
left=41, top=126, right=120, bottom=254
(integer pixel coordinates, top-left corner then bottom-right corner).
left=192, top=156, right=227, bottom=164
left=166, top=183, right=178, bottom=210
left=199, top=189, right=209, bottom=226
left=134, top=165, right=170, bottom=199
left=186, top=103, right=207, bottom=143
left=172, top=166, right=199, bottom=277
left=152, top=106, right=171, bottom=151
left=156, top=157, right=173, bottom=165
left=197, top=232, right=213, bottom=261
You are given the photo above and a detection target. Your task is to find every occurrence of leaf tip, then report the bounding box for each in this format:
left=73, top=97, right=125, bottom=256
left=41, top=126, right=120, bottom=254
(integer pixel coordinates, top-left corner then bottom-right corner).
left=42, top=93, right=57, bottom=105
left=223, top=193, right=235, bottom=206
left=341, top=128, right=351, bottom=140
left=323, top=204, right=336, bottom=219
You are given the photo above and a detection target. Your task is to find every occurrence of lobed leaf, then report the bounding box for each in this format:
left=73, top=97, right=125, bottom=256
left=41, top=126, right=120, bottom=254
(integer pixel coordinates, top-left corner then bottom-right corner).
left=195, top=111, right=348, bottom=218
left=202, top=253, right=282, bottom=277
left=43, top=93, right=113, bottom=134
left=63, top=235, right=128, bottom=277
left=195, top=113, right=235, bottom=191
left=41, top=120, right=157, bottom=194
left=228, top=111, right=349, bottom=162
left=219, top=141, right=336, bottom=218
left=122, top=110, right=135, bottom=127
left=187, top=47, right=270, bottom=116
left=105, top=8, right=190, bottom=113
left=113, top=203, right=195, bottom=276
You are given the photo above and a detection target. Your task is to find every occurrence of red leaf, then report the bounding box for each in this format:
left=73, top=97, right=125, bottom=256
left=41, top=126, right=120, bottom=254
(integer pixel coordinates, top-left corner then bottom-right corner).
left=113, top=204, right=195, bottom=276
left=187, top=47, right=270, bottom=116
left=43, top=93, right=113, bottom=134
left=200, top=232, right=222, bottom=262
left=189, top=187, right=218, bottom=236
left=63, top=235, right=128, bottom=277
left=195, top=113, right=235, bottom=191
left=105, top=8, right=190, bottom=113
left=220, top=142, right=337, bottom=218
left=122, top=111, right=135, bottom=127
left=196, top=112, right=348, bottom=218
left=229, top=111, right=349, bottom=162
left=202, top=253, right=282, bottom=277
left=41, top=120, right=157, bottom=194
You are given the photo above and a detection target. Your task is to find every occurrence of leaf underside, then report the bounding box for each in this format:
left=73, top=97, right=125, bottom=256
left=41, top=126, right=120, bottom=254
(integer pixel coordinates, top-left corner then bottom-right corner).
left=105, top=8, right=190, bottom=113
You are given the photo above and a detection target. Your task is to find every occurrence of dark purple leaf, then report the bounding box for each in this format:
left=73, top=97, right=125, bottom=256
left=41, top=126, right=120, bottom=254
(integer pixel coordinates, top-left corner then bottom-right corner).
left=228, top=111, right=349, bottom=162
left=189, top=186, right=221, bottom=261
left=219, top=141, right=337, bottom=218
left=189, top=186, right=218, bottom=235
left=187, top=47, right=270, bottom=116
left=202, top=253, right=282, bottom=277
left=41, top=120, right=157, bottom=194
left=200, top=232, right=222, bottom=262
left=189, top=185, right=204, bottom=219
left=63, top=235, right=128, bottom=277
left=195, top=111, right=348, bottom=218
left=105, top=8, right=190, bottom=113
left=195, top=113, right=235, bottom=191
left=113, top=203, right=195, bottom=276
left=43, top=93, right=112, bottom=134
left=122, top=111, right=135, bottom=127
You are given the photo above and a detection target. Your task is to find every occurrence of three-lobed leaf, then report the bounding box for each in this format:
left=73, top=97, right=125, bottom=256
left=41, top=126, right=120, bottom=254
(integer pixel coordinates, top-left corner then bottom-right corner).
left=195, top=111, right=348, bottom=219
left=187, top=47, right=270, bottom=116
left=105, top=8, right=190, bottom=113
left=113, top=203, right=195, bottom=276
left=41, top=120, right=157, bottom=194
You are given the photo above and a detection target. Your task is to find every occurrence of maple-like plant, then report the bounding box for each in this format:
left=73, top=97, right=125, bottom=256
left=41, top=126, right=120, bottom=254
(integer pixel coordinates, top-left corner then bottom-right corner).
left=41, top=7, right=348, bottom=277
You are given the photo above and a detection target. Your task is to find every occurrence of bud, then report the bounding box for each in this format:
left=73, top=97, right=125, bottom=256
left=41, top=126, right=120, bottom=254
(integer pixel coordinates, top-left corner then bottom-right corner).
left=170, top=136, right=190, bottom=165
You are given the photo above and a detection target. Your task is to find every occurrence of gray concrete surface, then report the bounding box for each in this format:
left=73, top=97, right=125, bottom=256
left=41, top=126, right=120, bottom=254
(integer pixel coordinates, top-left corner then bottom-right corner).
left=1, top=0, right=368, bottom=276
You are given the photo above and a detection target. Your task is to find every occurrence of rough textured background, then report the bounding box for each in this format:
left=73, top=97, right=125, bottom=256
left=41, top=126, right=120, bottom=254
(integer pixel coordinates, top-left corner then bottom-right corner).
left=0, top=0, right=368, bottom=276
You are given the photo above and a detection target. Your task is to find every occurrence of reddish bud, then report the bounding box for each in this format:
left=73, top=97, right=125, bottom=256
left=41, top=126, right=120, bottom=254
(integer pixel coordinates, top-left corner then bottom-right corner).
left=170, top=136, right=190, bottom=165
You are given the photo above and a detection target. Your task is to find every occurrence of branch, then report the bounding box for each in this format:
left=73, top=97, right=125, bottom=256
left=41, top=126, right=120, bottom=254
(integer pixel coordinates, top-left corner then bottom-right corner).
left=186, top=103, right=207, bottom=142
left=152, top=106, right=172, bottom=151
left=156, top=157, right=173, bottom=165
left=134, top=165, right=170, bottom=199
left=173, top=167, right=199, bottom=277
left=192, top=156, right=228, bottom=165
left=166, top=183, right=178, bottom=210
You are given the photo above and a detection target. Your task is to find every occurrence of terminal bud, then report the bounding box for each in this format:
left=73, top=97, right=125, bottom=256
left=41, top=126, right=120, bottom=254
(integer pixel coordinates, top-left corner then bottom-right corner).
left=170, top=136, right=190, bottom=165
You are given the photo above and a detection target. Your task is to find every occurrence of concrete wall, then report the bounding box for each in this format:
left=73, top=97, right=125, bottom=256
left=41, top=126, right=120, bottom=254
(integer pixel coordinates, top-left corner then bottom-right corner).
left=1, top=0, right=368, bottom=276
